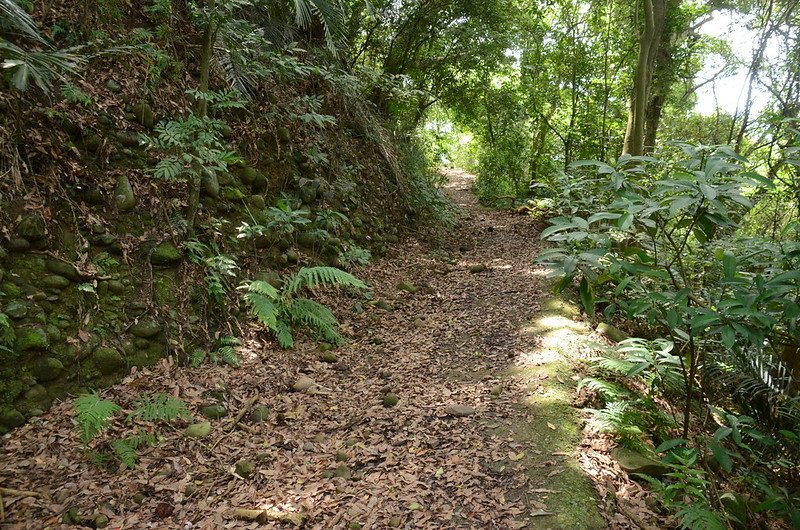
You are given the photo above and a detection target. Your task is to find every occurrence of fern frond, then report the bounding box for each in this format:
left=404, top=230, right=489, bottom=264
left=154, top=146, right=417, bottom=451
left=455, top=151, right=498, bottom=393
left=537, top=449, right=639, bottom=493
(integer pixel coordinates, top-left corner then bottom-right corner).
left=246, top=280, right=280, bottom=299
left=246, top=291, right=279, bottom=329
left=111, top=438, right=138, bottom=468
left=74, top=394, right=120, bottom=445
left=190, top=348, right=207, bottom=367
left=275, top=319, right=294, bottom=349
left=596, top=356, right=637, bottom=375
left=677, top=504, right=725, bottom=530
left=577, top=377, right=631, bottom=400
left=283, top=266, right=367, bottom=295
left=129, top=393, right=190, bottom=422
left=217, top=345, right=240, bottom=367
left=288, top=297, right=342, bottom=344
left=219, top=335, right=242, bottom=347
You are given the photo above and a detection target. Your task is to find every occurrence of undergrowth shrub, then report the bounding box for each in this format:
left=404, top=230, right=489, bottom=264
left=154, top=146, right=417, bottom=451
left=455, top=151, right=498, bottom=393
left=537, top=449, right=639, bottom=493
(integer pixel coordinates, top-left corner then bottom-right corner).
left=241, top=266, right=367, bottom=348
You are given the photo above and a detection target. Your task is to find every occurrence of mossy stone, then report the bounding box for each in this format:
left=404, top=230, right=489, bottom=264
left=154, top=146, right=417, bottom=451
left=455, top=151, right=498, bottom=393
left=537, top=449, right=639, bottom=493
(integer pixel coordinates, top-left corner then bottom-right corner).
left=596, top=323, right=630, bottom=343
left=129, top=320, right=161, bottom=338
left=201, top=404, right=227, bottom=419
left=4, top=300, right=27, bottom=319
left=611, top=447, right=668, bottom=477
left=234, top=459, right=254, bottom=478
left=115, top=131, right=141, bottom=148
left=277, top=127, right=291, bottom=143
left=115, top=175, right=136, bottom=212
left=320, top=351, right=338, bottom=363
left=151, top=242, right=181, bottom=265
left=93, top=347, right=125, bottom=375
left=250, top=406, right=270, bottom=422
left=335, top=451, right=349, bottom=462
left=33, top=356, right=64, bottom=382
left=42, top=275, right=71, bottom=290
left=105, top=79, right=121, bottom=93
left=45, top=259, right=82, bottom=282
left=15, top=327, right=49, bottom=350
left=132, top=101, right=155, bottom=129
left=201, top=170, right=220, bottom=198
left=0, top=408, right=25, bottom=428
left=249, top=195, right=266, bottom=210
left=469, top=263, right=487, bottom=273
left=94, top=514, right=110, bottom=528
left=185, top=422, right=212, bottom=438
left=285, top=249, right=299, bottom=263
left=397, top=281, right=418, bottom=294
left=388, top=516, right=402, bottom=527
left=106, top=280, right=125, bottom=294
left=251, top=173, right=268, bottom=193
left=333, top=464, right=352, bottom=479
left=239, top=167, right=259, bottom=185
left=7, top=238, right=30, bottom=252
left=16, top=214, right=46, bottom=240
left=383, top=393, right=400, bottom=407
left=223, top=187, right=246, bottom=201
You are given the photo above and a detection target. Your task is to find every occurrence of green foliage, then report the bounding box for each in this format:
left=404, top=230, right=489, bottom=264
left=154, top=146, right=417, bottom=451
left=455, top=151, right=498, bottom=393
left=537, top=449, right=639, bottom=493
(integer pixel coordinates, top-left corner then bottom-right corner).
left=128, top=393, right=191, bottom=422
left=74, top=393, right=121, bottom=446
left=60, top=82, right=92, bottom=106
left=184, top=239, right=238, bottom=304
left=73, top=392, right=189, bottom=469
left=238, top=197, right=310, bottom=243
left=190, top=336, right=241, bottom=367
left=0, top=0, right=84, bottom=93
left=148, top=111, right=240, bottom=182
left=538, top=144, right=800, bottom=430
left=339, top=243, right=371, bottom=268
left=242, top=266, right=367, bottom=348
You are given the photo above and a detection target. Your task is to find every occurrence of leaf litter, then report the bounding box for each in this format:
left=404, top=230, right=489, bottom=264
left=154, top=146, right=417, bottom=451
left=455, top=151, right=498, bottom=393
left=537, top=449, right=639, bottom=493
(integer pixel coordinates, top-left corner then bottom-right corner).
left=0, top=169, right=646, bottom=528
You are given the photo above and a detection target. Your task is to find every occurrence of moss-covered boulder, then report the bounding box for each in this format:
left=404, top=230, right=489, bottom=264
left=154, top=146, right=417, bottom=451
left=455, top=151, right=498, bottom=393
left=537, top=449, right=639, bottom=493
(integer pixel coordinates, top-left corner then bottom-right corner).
left=151, top=242, right=181, bottom=265
left=33, top=356, right=64, bottom=382
left=0, top=408, right=25, bottom=429
left=15, top=327, right=49, bottom=351
left=115, top=131, right=141, bottom=148
left=93, top=347, right=125, bottom=375
left=132, top=101, right=155, bottom=129
left=16, top=214, right=46, bottom=241
left=42, top=275, right=71, bottom=290
left=611, top=447, right=668, bottom=477
left=201, top=170, right=220, bottom=198
left=201, top=404, right=227, bottom=419
left=115, top=175, right=136, bottom=212
left=185, top=422, right=212, bottom=438
left=45, top=259, right=82, bottom=282
left=129, top=320, right=161, bottom=339
left=238, top=166, right=259, bottom=185
left=4, top=300, right=27, bottom=319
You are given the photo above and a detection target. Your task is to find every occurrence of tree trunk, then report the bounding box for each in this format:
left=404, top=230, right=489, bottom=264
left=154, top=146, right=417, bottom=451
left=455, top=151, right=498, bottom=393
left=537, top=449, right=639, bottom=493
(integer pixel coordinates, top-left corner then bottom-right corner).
left=623, top=0, right=665, bottom=156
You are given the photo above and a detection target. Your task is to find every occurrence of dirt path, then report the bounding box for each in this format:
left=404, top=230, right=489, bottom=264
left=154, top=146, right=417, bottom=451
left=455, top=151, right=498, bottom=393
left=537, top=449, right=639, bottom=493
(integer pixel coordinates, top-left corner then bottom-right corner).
left=0, top=169, right=606, bottom=528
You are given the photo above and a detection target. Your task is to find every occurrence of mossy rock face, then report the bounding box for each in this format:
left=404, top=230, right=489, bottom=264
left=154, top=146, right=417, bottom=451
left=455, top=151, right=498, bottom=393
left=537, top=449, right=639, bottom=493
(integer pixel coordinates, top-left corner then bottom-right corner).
left=15, top=327, right=49, bottom=351
left=0, top=408, right=25, bottom=428
left=596, top=322, right=629, bottom=343
left=93, top=347, right=125, bottom=375
left=105, top=79, right=122, bottom=93
left=20, top=384, right=52, bottom=412
left=250, top=173, right=268, bottom=193
left=320, top=351, right=338, bottom=363
left=129, top=320, right=161, bottom=339
left=33, top=356, right=64, bottom=382
left=115, top=175, right=136, bottom=212
left=42, top=275, right=71, bottom=290
left=151, top=242, right=181, bottom=265
left=16, top=214, right=46, bottom=241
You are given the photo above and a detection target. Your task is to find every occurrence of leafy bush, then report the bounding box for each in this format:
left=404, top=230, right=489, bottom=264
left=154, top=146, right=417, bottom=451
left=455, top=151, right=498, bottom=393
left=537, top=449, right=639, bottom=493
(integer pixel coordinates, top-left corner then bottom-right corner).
left=241, top=266, right=366, bottom=348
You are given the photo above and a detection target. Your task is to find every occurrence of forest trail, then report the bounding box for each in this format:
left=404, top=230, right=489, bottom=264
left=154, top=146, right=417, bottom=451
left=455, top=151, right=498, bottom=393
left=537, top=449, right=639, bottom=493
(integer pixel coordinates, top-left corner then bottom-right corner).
left=0, top=170, right=606, bottom=529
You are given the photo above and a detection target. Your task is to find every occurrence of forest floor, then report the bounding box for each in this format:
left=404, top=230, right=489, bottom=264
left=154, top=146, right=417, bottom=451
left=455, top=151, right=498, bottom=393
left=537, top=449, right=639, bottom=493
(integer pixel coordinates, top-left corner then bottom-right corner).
left=0, top=170, right=652, bottom=529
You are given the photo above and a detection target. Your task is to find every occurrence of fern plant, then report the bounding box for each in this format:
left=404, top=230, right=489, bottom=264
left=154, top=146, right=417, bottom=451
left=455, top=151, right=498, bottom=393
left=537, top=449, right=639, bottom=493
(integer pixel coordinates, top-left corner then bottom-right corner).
left=241, top=266, right=367, bottom=348
left=74, top=392, right=190, bottom=468
left=74, top=393, right=121, bottom=445
left=191, top=336, right=242, bottom=367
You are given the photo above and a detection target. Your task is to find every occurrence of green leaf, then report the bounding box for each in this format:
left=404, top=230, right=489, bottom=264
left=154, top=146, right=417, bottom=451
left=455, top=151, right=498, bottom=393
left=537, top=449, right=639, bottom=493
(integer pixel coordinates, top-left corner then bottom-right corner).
left=722, top=251, right=736, bottom=280
left=579, top=277, right=594, bottom=316
left=709, top=440, right=733, bottom=473
left=655, top=438, right=687, bottom=452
